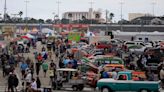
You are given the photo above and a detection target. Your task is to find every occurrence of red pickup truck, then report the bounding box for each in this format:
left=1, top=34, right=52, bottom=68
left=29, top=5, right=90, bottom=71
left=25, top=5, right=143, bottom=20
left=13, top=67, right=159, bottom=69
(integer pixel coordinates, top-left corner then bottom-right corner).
left=96, top=41, right=112, bottom=49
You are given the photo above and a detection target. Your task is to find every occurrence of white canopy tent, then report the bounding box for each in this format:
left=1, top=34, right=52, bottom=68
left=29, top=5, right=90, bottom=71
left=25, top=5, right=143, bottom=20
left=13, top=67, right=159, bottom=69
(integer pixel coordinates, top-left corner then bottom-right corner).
left=85, top=31, right=95, bottom=37
left=26, top=33, right=35, bottom=39
left=41, top=28, right=54, bottom=34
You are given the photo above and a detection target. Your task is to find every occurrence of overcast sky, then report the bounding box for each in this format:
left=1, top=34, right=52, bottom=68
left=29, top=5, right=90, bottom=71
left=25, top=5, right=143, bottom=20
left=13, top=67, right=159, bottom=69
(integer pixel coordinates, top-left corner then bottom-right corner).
left=0, top=0, right=163, bottom=21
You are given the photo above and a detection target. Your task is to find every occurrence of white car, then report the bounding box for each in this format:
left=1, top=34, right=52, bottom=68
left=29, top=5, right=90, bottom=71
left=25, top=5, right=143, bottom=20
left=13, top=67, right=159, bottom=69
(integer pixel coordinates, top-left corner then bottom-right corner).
left=129, top=45, right=146, bottom=54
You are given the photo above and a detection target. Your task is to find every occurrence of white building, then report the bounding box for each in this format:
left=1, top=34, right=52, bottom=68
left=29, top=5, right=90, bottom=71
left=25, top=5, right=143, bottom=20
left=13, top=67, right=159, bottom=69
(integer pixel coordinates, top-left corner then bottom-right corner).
left=63, top=8, right=102, bottom=21
left=129, top=13, right=152, bottom=21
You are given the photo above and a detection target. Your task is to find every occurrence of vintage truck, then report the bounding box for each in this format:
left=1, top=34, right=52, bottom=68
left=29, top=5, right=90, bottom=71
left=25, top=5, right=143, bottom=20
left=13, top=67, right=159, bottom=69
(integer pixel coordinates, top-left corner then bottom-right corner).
left=97, top=71, right=159, bottom=92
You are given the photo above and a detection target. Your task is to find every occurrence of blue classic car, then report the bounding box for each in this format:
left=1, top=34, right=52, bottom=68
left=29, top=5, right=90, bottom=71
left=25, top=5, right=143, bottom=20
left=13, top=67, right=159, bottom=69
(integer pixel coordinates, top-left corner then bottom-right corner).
left=97, top=71, right=159, bottom=92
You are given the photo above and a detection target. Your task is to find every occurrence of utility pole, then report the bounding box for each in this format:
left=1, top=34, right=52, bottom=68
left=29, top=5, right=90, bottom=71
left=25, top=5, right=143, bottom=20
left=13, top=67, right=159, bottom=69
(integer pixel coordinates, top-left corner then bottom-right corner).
left=4, top=0, right=7, bottom=22
left=105, top=9, right=109, bottom=24
left=25, top=0, right=29, bottom=33
left=151, top=1, right=156, bottom=16
left=120, top=1, right=124, bottom=31
left=56, top=1, right=61, bottom=20
left=89, top=1, right=94, bottom=24
left=106, top=9, right=109, bottom=32
left=25, top=0, right=29, bottom=21
left=89, top=1, right=94, bottom=9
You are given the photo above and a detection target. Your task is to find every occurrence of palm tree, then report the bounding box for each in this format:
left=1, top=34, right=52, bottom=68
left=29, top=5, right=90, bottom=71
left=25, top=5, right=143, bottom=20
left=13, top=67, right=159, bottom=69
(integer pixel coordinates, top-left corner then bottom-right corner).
left=18, top=11, right=23, bottom=18
left=109, top=13, right=114, bottom=21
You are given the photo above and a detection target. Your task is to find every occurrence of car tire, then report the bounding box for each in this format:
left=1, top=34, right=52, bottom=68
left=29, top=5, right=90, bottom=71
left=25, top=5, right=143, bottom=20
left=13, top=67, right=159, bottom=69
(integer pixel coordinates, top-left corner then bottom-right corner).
left=101, top=87, right=112, bottom=92
left=72, top=85, right=78, bottom=91
left=78, top=84, right=84, bottom=91
left=140, top=89, right=150, bottom=92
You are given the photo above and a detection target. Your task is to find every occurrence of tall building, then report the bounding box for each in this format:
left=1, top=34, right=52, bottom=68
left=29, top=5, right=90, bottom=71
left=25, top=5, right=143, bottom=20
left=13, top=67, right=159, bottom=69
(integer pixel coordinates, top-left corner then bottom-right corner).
left=129, top=13, right=152, bottom=21
left=62, top=8, right=102, bottom=21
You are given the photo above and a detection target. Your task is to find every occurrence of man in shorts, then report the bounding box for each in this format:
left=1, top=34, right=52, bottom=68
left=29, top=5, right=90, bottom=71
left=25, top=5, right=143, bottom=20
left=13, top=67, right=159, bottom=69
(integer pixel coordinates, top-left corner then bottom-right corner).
left=20, top=61, right=28, bottom=80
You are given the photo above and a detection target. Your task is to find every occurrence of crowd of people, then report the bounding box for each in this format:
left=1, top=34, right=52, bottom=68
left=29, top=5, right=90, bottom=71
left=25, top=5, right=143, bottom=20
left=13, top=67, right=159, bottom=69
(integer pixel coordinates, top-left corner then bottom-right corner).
left=0, top=34, right=164, bottom=92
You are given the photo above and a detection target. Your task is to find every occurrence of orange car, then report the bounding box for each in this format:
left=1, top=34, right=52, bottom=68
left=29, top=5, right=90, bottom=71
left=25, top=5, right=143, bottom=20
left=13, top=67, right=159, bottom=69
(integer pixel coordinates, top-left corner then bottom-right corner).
left=103, top=64, right=125, bottom=72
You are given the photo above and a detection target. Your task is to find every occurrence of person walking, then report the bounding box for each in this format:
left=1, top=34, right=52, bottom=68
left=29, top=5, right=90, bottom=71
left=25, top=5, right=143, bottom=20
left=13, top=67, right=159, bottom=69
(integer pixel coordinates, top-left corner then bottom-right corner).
left=36, top=62, right=41, bottom=76
left=25, top=70, right=32, bottom=87
left=8, top=72, right=15, bottom=92
left=31, top=78, right=37, bottom=90
left=20, top=61, right=28, bottom=80
left=36, top=53, right=42, bottom=76
left=13, top=74, right=19, bottom=92
left=36, top=76, right=41, bottom=89
left=42, top=61, right=48, bottom=77
left=160, top=65, right=164, bottom=88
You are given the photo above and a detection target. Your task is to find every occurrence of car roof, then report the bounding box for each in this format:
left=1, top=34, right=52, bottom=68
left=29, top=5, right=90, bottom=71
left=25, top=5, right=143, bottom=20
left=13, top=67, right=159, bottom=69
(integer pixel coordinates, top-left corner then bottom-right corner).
left=57, top=68, right=77, bottom=72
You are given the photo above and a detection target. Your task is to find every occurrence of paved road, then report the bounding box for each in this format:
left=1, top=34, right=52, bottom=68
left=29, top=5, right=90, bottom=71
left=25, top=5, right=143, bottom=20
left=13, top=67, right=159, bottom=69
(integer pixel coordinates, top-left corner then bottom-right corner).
left=0, top=42, right=164, bottom=92
left=0, top=42, right=94, bottom=92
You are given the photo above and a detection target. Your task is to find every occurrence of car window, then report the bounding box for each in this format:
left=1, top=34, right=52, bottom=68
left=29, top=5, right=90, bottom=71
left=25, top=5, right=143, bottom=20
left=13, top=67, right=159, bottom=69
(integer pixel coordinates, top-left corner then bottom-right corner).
left=118, top=74, right=127, bottom=80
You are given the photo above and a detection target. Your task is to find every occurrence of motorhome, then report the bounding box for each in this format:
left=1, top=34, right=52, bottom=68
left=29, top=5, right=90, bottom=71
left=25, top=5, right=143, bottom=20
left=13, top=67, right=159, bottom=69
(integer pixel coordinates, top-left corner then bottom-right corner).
left=112, top=30, right=164, bottom=42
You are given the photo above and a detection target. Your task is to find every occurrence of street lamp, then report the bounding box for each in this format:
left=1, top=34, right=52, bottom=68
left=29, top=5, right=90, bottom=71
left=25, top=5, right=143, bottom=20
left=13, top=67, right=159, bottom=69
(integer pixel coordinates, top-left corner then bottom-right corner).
left=4, top=0, right=7, bottom=22
left=25, top=0, right=29, bottom=33
left=151, top=0, right=156, bottom=16
left=56, top=1, right=61, bottom=20
left=25, top=0, right=29, bottom=22
left=119, top=0, right=124, bottom=31
left=89, top=0, right=94, bottom=24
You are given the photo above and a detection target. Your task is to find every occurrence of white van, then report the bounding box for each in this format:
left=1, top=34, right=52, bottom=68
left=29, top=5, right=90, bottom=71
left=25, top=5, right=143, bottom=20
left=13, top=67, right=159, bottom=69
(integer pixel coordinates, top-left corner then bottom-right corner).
left=124, top=41, right=145, bottom=47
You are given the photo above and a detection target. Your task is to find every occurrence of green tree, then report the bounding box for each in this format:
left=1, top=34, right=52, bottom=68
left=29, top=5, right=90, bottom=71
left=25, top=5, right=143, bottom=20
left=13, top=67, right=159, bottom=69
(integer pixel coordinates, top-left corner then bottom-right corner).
left=38, top=19, right=45, bottom=23
left=45, top=19, right=53, bottom=24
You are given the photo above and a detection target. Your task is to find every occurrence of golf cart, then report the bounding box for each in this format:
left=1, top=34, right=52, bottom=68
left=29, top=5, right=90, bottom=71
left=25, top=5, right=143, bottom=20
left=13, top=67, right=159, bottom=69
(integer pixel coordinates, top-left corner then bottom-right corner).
left=53, top=68, right=85, bottom=91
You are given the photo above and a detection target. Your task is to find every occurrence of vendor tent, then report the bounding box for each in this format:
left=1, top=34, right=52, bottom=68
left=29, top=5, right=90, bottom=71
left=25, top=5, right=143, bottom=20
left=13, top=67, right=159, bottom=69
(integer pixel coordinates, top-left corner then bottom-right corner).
left=21, top=36, right=31, bottom=40
left=26, top=33, right=35, bottom=39
left=85, top=31, right=95, bottom=37
left=41, top=28, right=54, bottom=34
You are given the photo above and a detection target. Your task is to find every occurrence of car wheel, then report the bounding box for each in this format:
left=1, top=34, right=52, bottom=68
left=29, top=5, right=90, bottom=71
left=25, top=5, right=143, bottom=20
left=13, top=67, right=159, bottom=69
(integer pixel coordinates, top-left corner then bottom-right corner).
left=72, top=85, right=78, bottom=91
left=78, top=84, right=84, bottom=91
left=101, top=87, right=112, bottom=92
left=140, top=89, right=150, bottom=92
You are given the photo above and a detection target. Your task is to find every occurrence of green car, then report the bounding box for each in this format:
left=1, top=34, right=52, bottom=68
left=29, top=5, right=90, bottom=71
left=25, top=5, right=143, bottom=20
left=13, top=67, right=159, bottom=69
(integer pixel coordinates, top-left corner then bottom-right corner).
left=97, top=71, right=159, bottom=92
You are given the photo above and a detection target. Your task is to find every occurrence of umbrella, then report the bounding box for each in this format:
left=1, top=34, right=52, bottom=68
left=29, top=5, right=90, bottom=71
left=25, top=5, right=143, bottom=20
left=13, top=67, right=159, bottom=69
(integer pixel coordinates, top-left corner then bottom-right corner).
left=21, top=36, right=31, bottom=40
left=26, top=33, right=35, bottom=39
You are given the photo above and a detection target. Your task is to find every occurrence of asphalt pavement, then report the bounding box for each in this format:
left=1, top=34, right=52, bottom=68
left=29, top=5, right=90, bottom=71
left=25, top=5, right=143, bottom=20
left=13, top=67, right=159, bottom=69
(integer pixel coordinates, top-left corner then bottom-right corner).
left=0, top=42, right=164, bottom=92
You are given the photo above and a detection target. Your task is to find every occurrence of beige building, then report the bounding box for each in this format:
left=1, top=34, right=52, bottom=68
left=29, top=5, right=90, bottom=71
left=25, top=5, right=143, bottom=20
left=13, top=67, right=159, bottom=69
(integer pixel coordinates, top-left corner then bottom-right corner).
left=129, top=13, right=152, bottom=21
left=63, top=8, right=102, bottom=21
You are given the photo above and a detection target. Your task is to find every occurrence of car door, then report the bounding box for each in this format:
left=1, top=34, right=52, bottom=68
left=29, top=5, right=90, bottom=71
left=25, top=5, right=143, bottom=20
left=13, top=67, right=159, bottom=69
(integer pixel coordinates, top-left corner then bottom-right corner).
left=114, top=74, right=130, bottom=91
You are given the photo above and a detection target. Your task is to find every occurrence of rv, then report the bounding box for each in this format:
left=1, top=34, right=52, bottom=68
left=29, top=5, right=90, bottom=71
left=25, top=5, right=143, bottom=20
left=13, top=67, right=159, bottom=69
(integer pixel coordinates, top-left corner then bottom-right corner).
left=112, top=30, right=164, bottom=42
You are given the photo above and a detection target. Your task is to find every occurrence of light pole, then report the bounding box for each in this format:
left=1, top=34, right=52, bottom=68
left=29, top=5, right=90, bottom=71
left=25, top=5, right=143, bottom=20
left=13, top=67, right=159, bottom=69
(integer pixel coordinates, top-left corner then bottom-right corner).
left=56, top=1, right=61, bottom=20
left=105, top=9, right=109, bottom=31
left=120, top=0, right=124, bottom=31
left=25, top=0, right=29, bottom=33
left=151, top=1, right=156, bottom=16
left=89, top=1, right=94, bottom=24
left=25, top=0, right=29, bottom=21
left=4, top=0, right=7, bottom=22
